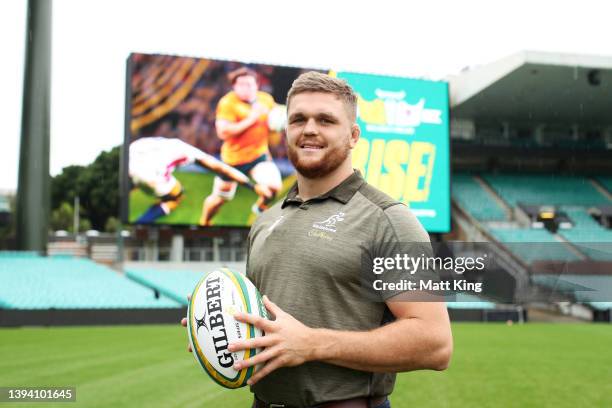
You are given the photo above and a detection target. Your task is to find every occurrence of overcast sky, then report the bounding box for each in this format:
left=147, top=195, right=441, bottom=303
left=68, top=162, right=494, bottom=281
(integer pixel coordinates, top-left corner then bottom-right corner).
left=1, top=0, right=610, bottom=191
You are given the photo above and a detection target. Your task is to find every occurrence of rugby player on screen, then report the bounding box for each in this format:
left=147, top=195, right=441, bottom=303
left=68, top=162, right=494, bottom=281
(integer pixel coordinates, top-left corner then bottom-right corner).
left=199, top=67, right=283, bottom=226
left=129, top=136, right=272, bottom=224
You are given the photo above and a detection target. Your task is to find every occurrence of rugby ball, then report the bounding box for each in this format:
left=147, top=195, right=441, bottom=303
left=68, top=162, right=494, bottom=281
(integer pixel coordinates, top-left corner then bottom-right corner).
left=267, top=104, right=287, bottom=133
left=188, top=268, right=267, bottom=388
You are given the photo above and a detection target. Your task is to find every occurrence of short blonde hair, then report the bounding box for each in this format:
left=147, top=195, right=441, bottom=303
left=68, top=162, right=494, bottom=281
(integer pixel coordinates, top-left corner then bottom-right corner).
left=286, top=71, right=357, bottom=122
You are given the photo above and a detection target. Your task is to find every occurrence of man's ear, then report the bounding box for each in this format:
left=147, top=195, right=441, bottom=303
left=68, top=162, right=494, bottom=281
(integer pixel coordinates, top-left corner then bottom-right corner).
left=349, top=123, right=360, bottom=148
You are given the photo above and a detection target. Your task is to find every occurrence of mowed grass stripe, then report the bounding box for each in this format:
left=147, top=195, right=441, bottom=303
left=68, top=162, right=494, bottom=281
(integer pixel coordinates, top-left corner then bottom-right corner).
left=391, top=323, right=612, bottom=408
left=0, top=326, right=180, bottom=383
left=1, top=323, right=611, bottom=407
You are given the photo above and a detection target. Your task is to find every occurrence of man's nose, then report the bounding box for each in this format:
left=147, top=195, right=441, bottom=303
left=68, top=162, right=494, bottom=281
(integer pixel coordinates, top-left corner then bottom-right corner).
left=303, top=118, right=318, bottom=135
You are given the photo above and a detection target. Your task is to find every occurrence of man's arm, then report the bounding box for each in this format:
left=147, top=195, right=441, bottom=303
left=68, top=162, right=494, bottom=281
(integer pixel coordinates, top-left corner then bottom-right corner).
left=216, top=103, right=269, bottom=140
left=314, top=300, right=452, bottom=372
left=230, top=295, right=452, bottom=385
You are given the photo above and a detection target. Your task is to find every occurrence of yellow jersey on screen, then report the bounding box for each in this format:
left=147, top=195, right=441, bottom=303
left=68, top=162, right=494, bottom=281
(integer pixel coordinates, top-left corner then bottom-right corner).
left=216, top=91, right=275, bottom=166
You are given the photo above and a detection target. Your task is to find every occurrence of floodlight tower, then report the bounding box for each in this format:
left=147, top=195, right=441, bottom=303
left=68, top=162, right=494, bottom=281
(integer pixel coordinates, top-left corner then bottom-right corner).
left=16, top=0, right=52, bottom=252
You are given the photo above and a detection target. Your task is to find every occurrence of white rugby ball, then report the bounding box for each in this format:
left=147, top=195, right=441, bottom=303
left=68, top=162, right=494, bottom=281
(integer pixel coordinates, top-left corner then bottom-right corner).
left=267, top=104, right=287, bottom=133
left=188, top=268, right=267, bottom=388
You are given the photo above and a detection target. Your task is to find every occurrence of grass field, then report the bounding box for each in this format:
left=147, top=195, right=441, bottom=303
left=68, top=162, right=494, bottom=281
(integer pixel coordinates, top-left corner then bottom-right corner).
left=129, top=171, right=296, bottom=227
left=1, top=324, right=610, bottom=407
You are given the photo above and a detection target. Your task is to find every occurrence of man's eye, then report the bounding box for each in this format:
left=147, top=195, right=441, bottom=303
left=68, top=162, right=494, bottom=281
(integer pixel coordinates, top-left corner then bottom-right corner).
left=290, top=118, right=304, bottom=124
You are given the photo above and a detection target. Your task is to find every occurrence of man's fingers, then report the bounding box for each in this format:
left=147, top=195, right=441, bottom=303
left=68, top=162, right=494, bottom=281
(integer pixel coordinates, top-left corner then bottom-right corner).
left=186, top=294, right=191, bottom=301
left=229, top=335, right=276, bottom=353
left=181, top=317, right=187, bottom=327
left=262, top=295, right=282, bottom=319
left=255, top=184, right=273, bottom=199
left=234, top=312, right=273, bottom=331
left=233, top=347, right=279, bottom=371
left=247, top=356, right=285, bottom=385
left=187, top=343, right=192, bottom=353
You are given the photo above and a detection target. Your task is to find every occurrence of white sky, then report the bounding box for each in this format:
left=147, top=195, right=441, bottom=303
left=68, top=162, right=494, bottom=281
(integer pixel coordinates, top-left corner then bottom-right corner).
left=1, top=0, right=610, bottom=191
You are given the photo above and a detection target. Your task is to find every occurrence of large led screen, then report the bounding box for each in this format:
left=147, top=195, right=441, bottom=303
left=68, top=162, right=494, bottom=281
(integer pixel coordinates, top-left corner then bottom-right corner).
left=123, top=53, right=449, bottom=232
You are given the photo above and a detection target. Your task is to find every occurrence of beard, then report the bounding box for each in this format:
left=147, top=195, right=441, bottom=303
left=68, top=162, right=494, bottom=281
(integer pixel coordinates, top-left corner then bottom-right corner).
left=287, top=138, right=351, bottom=179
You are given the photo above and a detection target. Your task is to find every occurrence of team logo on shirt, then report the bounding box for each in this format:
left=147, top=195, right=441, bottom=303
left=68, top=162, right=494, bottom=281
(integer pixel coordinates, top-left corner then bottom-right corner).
left=312, top=212, right=345, bottom=233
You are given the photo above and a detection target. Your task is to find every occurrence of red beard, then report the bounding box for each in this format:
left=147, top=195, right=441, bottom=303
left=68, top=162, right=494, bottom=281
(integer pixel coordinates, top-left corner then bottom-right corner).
left=287, top=138, right=350, bottom=179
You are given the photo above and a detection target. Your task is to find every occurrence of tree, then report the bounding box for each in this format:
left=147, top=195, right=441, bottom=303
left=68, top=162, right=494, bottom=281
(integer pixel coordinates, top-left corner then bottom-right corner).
left=51, top=145, right=120, bottom=231
left=50, top=201, right=73, bottom=231
left=105, top=216, right=120, bottom=233
left=50, top=165, right=85, bottom=211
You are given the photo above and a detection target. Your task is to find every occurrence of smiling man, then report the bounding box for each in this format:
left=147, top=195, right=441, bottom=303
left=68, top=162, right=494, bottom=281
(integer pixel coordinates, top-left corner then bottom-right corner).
left=215, top=72, right=451, bottom=408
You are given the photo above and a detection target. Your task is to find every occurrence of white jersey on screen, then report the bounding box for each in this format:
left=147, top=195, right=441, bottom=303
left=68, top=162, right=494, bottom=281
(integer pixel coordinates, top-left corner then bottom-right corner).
left=129, top=137, right=205, bottom=197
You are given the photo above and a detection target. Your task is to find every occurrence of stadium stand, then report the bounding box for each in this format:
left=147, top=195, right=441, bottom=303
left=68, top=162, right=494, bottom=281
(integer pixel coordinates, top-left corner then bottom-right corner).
left=532, top=275, right=612, bottom=307
left=482, top=174, right=610, bottom=207
left=0, top=254, right=182, bottom=309
left=125, top=268, right=204, bottom=306
left=487, top=228, right=580, bottom=263
left=446, top=293, right=495, bottom=310
left=557, top=207, right=612, bottom=260
left=452, top=174, right=507, bottom=221
left=597, top=176, right=612, bottom=193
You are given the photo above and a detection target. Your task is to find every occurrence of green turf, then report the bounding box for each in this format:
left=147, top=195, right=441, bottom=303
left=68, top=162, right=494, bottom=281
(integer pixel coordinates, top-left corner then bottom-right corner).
left=0, top=324, right=610, bottom=407
left=129, top=171, right=296, bottom=227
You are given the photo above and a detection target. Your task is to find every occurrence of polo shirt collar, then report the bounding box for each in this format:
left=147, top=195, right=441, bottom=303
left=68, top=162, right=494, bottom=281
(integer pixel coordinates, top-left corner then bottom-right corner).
left=282, top=170, right=365, bottom=208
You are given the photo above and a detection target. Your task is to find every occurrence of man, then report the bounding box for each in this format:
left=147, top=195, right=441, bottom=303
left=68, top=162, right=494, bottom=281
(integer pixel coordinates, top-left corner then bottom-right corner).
left=129, top=136, right=271, bottom=223
left=199, top=67, right=283, bottom=226
left=184, top=72, right=452, bottom=407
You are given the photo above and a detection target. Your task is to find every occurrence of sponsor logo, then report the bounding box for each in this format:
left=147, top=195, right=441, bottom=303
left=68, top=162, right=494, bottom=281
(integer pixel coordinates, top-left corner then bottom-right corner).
left=198, top=275, right=234, bottom=369
left=307, top=229, right=332, bottom=241
left=312, top=212, right=345, bottom=233
left=357, top=89, right=442, bottom=135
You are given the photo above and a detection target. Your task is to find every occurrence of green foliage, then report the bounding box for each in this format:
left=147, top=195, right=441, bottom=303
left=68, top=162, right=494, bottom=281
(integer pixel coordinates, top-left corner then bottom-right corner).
left=105, top=216, right=120, bottom=233
left=49, top=201, right=93, bottom=233
left=79, top=218, right=92, bottom=233
left=0, top=195, right=15, bottom=248
left=50, top=201, right=74, bottom=231
left=51, top=146, right=120, bottom=231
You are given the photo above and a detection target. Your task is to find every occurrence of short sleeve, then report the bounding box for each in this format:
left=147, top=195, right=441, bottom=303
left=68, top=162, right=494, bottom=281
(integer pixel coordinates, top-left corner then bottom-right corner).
left=216, top=95, right=237, bottom=122
left=368, top=204, right=437, bottom=301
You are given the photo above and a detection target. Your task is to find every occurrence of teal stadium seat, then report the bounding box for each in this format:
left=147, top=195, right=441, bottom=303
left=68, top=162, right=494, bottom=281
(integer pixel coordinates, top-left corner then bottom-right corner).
left=483, top=174, right=610, bottom=207
left=532, top=275, right=612, bottom=306
left=452, top=174, right=507, bottom=221
left=446, top=293, right=495, bottom=310
left=589, top=302, right=612, bottom=311
left=488, top=228, right=579, bottom=263
left=597, top=176, right=612, bottom=193
left=558, top=207, right=612, bottom=260
left=0, top=256, right=182, bottom=309
left=126, top=269, right=207, bottom=306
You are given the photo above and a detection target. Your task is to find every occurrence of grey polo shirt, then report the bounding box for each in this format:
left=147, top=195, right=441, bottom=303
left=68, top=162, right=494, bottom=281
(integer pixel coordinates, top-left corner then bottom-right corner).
left=246, top=170, right=431, bottom=407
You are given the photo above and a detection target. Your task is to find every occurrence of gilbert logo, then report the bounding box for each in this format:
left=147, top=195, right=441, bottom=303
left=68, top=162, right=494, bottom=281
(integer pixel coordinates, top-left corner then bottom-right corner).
left=312, top=212, right=345, bottom=233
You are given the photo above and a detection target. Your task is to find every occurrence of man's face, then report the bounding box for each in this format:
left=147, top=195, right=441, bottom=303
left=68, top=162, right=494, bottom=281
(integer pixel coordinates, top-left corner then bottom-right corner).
left=286, top=92, right=358, bottom=179
left=233, top=75, right=258, bottom=102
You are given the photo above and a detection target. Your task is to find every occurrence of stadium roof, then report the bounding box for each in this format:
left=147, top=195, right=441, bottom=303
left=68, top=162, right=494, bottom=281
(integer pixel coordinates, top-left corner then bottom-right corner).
left=449, top=51, right=612, bottom=125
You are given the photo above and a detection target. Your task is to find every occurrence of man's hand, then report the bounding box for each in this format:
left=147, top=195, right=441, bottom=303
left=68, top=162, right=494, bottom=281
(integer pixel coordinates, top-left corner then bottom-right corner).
left=216, top=102, right=268, bottom=139
left=181, top=294, right=192, bottom=353
left=249, top=102, right=270, bottom=120
left=254, top=184, right=273, bottom=200
left=228, top=296, right=317, bottom=385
